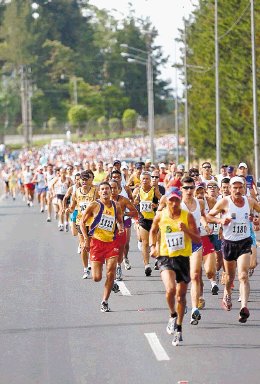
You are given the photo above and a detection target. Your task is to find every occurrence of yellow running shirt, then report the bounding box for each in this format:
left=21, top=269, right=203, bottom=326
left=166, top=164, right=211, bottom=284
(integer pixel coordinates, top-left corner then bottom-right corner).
left=159, top=209, right=192, bottom=257
left=139, top=187, right=155, bottom=220
left=76, top=186, right=96, bottom=225
left=92, top=202, right=116, bottom=242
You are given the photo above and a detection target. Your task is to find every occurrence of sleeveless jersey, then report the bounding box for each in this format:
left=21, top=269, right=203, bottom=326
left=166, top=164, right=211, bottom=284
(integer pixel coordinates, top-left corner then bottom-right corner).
left=139, top=187, right=155, bottom=220
left=55, top=178, right=68, bottom=195
left=75, top=186, right=96, bottom=225
left=181, top=198, right=201, bottom=229
left=159, top=209, right=192, bottom=257
left=36, top=173, right=46, bottom=189
left=222, top=196, right=250, bottom=241
left=89, top=200, right=117, bottom=242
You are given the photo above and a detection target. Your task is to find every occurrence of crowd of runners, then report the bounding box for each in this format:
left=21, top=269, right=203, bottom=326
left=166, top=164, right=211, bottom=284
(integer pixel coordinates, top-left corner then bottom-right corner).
left=1, top=149, right=260, bottom=347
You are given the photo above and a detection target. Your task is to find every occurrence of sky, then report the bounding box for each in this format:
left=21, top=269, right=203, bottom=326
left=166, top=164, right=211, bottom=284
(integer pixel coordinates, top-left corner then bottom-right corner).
left=89, top=0, right=197, bottom=92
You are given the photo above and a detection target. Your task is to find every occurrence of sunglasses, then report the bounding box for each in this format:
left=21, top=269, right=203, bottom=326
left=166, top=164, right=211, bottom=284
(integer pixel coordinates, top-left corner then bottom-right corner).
left=203, top=166, right=211, bottom=169
left=151, top=176, right=159, bottom=179
left=81, top=177, right=90, bottom=181
left=207, top=185, right=218, bottom=189
left=191, top=173, right=199, bottom=177
left=182, top=185, right=195, bottom=190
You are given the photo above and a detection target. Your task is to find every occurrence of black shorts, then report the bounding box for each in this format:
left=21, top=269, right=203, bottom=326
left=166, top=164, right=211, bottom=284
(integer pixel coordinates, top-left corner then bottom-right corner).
left=57, top=194, right=65, bottom=201
left=222, top=237, right=252, bottom=262
left=157, top=256, right=190, bottom=284
left=76, top=224, right=89, bottom=236
left=138, top=218, right=153, bottom=232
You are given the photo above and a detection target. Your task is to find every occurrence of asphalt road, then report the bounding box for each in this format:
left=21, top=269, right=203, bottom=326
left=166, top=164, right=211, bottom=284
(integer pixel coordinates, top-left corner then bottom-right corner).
left=0, top=195, right=260, bottom=384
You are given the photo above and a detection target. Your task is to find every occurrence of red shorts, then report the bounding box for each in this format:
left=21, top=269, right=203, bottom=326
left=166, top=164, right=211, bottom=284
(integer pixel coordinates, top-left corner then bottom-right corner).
left=90, top=237, right=119, bottom=263
left=24, top=183, right=35, bottom=191
left=115, top=229, right=127, bottom=247
left=201, top=235, right=215, bottom=256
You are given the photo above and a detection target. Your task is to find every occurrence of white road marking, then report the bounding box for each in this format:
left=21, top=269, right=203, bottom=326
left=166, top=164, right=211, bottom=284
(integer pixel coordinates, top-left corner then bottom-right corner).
left=144, top=333, right=170, bottom=361
left=117, top=281, right=131, bottom=296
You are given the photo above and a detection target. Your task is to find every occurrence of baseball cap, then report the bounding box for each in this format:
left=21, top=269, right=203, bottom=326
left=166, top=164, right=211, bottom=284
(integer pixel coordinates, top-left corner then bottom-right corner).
left=177, top=164, right=185, bottom=171
left=195, top=182, right=206, bottom=190
left=238, top=162, right=247, bottom=169
left=230, top=176, right=245, bottom=185
left=74, top=162, right=80, bottom=166
left=121, top=164, right=128, bottom=170
left=166, top=187, right=182, bottom=200
left=108, top=163, right=113, bottom=168
left=206, top=179, right=218, bottom=186
left=135, top=162, right=143, bottom=169
left=113, top=159, right=121, bottom=165
left=145, top=159, right=151, bottom=164
left=159, top=163, right=166, bottom=168
left=227, top=166, right=234, bottom=173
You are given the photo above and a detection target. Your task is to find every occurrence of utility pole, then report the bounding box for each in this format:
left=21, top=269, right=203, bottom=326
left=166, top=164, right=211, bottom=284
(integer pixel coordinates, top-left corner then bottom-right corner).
left=183, top=20, right=190, bottom=170
left=73, top=76, right=78, bottom=105
left=147, top=48, right=155, bottom=163
left=215, top=0, right=221, bottom=172
left=250, top=0, right=259, bottom=181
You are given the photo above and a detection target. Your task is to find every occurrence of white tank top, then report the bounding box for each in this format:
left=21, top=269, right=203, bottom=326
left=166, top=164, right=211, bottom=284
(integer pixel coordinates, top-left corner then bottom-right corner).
left=23, top=171, right=32, bottom=184
left=46, top=172, right=55, bottom=188
left=55, top=179, right=68, bottom=195
left=181, top=198, right=201, bottom=229
left=37, top=173, right=46, bottom=189
left=222, top=196, right=250, bottom=241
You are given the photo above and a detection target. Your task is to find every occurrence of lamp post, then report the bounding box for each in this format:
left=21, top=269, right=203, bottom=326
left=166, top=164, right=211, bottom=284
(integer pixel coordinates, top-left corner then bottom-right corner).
left=120, top=44, right=155, bottom=163
left=215, top=0, right=221, bottom=173
left=250, top=0, right=259, bottom=181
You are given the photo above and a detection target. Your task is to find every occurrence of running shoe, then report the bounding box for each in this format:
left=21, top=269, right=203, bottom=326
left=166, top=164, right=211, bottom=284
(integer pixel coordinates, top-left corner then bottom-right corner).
left=211, top=282, right=219, bottom=295
left=137, top=240, right=142, bottom=251
left=30, top=202, right=33, bottom=207
left=239, top=307, right=250, bottom=323
left=166, top=317, right=177, bottom=335
left=82, top=268, right=91, bottom=279
left=248, top=269, right=254, bottom=277
left=116, top=265, right=122, bottom=281
left=27, top=200, right=30, bottom=206
left=59, top=224, right=64, bottom=232
left=46, top=217, right=51, bottom=222
left=100, top=301, right=110, bottom=312
left=198, top=297, right=206, bottom=310
left=65, top=223, right=69, bottom=232
left=123, top=257, right=131, bottom=270
left=40, top=208, right=44, bottom=213
left=145, top=264, right=152, bottom=276
left=238, top=296, right=241, bottom=302
left=222, top=294, right=232, bottom=311
left=190, top=308, right=201, bottom=325
left=112, top=282, right=120, bottom=293
left=77, top=245, right=81, bottom=254
left=172, top=331, right=183, bottom=346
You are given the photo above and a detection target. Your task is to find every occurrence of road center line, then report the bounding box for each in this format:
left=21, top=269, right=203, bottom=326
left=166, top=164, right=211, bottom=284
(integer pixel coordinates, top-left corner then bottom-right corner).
left=144, top=333, right=170, bottom=361
left=117, top=281, right=131, bottom=296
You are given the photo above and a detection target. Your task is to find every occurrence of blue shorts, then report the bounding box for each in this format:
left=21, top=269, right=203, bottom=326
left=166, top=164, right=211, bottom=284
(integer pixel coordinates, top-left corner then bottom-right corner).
left=37, top=187, right=47, bottom=194
left=192, top=242, right=202, bottom=253
left=209, top=234, right=222, bottom=252
left=70, top=210, right=78, bottom=223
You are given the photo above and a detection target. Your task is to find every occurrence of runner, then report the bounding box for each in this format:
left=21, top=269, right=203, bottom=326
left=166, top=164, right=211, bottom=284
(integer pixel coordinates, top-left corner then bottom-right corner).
left=32, top=166, right=47, bottom=213
left=207, top=176, right=260, bottom=323
left=63, top=172, right=81, bottom=237
left=80, top=182, right=124, bottom=312
left=8, top=168, right=18, bottom=200
left=67, top=170, right=97, bottom=278
left=52, top=168, right=73, bottom=231
left=133, top=171, right=161, bottom=276
left=150, top=187, right=200, bottom=346
left=109, top=179, right=138, bottom=280
left=22, top=164, right=35, bottom=207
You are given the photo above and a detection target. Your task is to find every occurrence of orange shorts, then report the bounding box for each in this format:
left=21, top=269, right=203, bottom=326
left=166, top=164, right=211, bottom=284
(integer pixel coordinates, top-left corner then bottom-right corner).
left=90, top=237, right=119, bottom=263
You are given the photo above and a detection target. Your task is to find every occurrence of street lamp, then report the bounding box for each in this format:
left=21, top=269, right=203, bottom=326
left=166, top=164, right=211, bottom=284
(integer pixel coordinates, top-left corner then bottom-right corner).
left=120, top=44, right=155, bottom=163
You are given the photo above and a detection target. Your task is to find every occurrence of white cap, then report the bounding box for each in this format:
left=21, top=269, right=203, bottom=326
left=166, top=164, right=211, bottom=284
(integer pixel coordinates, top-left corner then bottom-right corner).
left=230, top=176, right=245, bottom=185
left=159, top=163, right=166, bottom=168
left=121, top=164, right=128, bottom=170
left=74, top=162, right=79, bottom=166
left=238, top=162, right=247, bottom=169
left=37, top=165, right=43, bottom=170
left=108, top=163, right=113, bottom=168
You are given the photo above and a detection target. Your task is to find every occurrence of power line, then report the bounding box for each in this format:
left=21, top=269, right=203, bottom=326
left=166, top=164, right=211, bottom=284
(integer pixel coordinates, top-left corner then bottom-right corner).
left=218, top=1, right=250, bottom=40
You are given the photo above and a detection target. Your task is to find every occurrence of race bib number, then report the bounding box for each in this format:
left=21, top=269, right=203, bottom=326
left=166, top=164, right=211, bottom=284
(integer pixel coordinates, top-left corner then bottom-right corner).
left=212, top=223, right=219, bottom=234
left=140, top=200, right=153, bottom=212
left=165, top=231, right=185, bottom=253
left=98, top=214, right=115, bottom=232
left=60, top=184, right=67, bottom=194
left=232, top=222, right=247, bottom=234
left=79, top=201, right=88, bottom=212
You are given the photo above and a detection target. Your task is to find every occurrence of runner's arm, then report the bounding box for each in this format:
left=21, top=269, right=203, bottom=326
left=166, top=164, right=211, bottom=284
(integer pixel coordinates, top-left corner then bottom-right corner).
left=149, top=212, right=161, bottom=257
left=179, top=213, right=201, bottom=243
left=207, top=198, right=231, bottom=225
left=80, top=202, right=98, bottom=239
